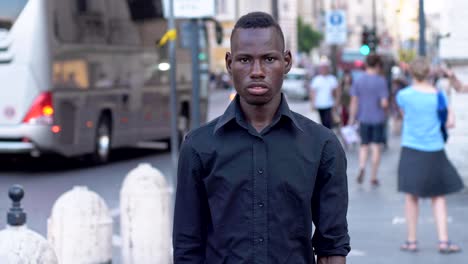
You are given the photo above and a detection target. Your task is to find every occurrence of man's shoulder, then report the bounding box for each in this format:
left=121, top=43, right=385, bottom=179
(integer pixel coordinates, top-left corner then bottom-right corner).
left=311, top=75, right=321, bottom=83
left=291, top=111, right=335, bottom=138
left=183, top=117, right=219, bottom=147
left=397, top=86, right=413, bottom=98
left=327, top=74, right=338, bottom=81
left=358, top=74, right=386, bottom=87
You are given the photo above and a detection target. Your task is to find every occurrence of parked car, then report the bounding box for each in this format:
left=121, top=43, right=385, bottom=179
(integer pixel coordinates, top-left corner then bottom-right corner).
left=282, top=67, right=309, bottom=100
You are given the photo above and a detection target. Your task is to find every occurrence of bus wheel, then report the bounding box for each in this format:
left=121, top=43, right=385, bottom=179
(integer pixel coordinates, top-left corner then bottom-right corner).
left=92, top=117, right=111, bottom=164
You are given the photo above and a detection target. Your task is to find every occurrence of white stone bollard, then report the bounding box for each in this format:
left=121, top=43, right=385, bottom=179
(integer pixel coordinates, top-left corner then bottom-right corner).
left=0, top=185, right=58, bottom=264
left=120, top=163, right=172, bottom=264
left=48, top=186, right=113, bottom=264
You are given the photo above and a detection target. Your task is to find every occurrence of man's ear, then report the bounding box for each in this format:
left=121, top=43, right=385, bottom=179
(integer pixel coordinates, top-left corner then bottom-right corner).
left=283, top=50, right=292, bottom=74
left=225, top=52, right=233, bottom=75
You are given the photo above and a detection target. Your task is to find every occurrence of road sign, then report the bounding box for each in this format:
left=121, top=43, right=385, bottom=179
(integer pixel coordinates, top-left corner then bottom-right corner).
left=325, top=10, right=347, bottom=45
left=163, top=0, right=215, bottom=18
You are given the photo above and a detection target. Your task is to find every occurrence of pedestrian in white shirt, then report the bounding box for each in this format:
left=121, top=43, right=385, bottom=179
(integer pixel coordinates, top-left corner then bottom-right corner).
left=309, top=63, right=339, bottom=129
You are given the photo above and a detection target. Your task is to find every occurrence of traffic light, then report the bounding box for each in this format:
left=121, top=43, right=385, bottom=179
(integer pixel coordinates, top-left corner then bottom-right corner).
left=367, top=29, right=378, bottom=52
left=360, top=44, right=370, bottom=56
left=360, top=27, right=378, bottom=55
left=361, top=28, right=370, bottom=46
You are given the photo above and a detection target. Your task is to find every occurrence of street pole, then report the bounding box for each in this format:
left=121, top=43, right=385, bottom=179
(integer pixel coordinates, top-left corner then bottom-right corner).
left=272, top=0, right=279, bottom=21
left=331, top=45, right=338, bottom=76
left=191, top=19, right=201, bottom=130
left=168, top=0, right=179, bottom=187
left=372, top=0, right=377, bottom=34
left=418, top=0, right=426, bottom=56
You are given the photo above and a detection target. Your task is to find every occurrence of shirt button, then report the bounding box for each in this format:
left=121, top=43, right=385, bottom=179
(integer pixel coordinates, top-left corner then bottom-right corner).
left=258, top=202, right=264, bottom=208
left=258, top=169, right=263, bottom=174
left=258, top=237, right=264, bottom=243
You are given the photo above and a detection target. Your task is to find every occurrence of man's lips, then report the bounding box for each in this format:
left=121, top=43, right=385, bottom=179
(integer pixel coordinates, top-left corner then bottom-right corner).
left=247, top=84, right=269, bottom=96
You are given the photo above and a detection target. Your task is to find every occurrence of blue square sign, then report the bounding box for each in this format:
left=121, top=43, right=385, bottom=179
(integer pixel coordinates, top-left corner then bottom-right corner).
left=325, top=10, right=347, bottom=45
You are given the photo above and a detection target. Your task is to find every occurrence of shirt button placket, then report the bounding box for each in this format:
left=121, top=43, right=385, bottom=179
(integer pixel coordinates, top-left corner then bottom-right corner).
left=253, top=138, right=268, bottom=263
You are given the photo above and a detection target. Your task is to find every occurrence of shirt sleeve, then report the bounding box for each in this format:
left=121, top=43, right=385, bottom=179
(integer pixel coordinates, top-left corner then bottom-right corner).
left=311, top=133, right=351, bottom=257
left=379, top=78, right=390, bottom=99
left=330, top=76, right=339, bottom=90
left=173, top=135, right=208, bottom=263
left=310, top=77, right=318, bottom=91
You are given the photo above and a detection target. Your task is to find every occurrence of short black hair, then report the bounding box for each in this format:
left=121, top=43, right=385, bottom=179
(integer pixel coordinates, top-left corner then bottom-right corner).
left=365, top=54, right=383, bottom=68
left=231, top=12, right=285, bottom=50
left=366, top=53, right=383, bottom=68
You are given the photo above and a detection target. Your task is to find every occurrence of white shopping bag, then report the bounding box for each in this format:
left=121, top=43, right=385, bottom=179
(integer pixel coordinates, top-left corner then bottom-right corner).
left=340, top=125, right=359, bottom=145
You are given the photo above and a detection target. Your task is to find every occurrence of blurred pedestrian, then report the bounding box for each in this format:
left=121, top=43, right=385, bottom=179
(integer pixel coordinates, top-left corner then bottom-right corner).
left=339, top=70, right=353, bottom=127
left=443, top=68, right=468, bottom=93
left=397, top=58, right=463, bottom=254
left=173, top=11, right=350, bottom=263
left=221, top=72, right=232, bottom=89
left=309, top=62, right=339, bottom=129
left=348, top=54, right=389, bottom=186
left=209, top=72, right=217, bottom=90
left=390, top=72, right=408, bottom=135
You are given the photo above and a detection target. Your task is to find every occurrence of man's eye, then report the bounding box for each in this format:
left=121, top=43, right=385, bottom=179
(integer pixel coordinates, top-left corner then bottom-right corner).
left=266, top=57, right=275, bottom=62
left=239, top=58, right=249, bottom=63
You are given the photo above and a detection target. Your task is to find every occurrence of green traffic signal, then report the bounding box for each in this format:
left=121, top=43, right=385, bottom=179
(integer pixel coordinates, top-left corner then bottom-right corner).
left=198, top=53, right=207, bottom=61
left=360, top=44, right=370, bottom=55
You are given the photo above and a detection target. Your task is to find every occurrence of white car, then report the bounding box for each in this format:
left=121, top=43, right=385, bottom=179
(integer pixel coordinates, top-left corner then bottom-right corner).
left=282, top=67, right=309, bottom=100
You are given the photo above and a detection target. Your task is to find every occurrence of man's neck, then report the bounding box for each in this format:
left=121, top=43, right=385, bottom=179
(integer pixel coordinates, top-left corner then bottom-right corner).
left=366, top=67, right=379, bottom=75
left=239, top=96, right=281, bottom=133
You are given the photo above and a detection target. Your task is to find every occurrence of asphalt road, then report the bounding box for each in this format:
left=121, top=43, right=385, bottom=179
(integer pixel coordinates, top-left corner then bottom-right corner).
left=0, top=89, right=467, bottom=263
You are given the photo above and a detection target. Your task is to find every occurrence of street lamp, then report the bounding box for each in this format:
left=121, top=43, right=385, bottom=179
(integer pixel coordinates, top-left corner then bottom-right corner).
left=434, top=32, right=451, bottom=64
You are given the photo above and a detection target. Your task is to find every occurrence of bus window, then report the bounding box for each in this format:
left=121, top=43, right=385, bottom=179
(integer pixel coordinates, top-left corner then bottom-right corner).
left=53, top=60, right=89, bottom=90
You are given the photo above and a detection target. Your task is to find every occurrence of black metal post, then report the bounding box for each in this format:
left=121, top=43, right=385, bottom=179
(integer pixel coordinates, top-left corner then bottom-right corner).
left=272, top=0, right=279, bottom=21
left=418, top=0, right=426, bottom=56
left=372, top=0, right=377, bottom=33
left=191, top=19, right=201, bottom=130
left=331, top=45, right=338, bottom=76
left=168, top=0, right=179, bottom=186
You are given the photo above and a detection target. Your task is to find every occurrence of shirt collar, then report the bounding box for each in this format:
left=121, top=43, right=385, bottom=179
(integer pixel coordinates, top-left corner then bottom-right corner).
left=214, top=93, right=303, bottom=134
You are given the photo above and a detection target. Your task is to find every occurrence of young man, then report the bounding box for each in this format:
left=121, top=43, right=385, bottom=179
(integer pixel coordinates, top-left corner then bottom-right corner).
left=173, top=12, right=350, bottom=264
left=309, top=62, right=339, bottom=129
left=348, top=54, right=389, bottom=186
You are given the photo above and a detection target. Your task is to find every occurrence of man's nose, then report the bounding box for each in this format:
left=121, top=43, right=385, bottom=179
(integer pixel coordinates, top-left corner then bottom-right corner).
left=250, top=60, right=265, bottom=78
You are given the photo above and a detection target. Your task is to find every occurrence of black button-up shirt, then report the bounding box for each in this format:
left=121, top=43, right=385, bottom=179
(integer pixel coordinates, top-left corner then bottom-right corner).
left=173, top=95, right=350, bottom=264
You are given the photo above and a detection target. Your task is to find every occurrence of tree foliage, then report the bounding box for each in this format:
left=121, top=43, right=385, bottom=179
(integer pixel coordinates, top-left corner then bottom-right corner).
left=297, top=17, right=323, bottom=53
left=398, top=49, right=417, bottom=63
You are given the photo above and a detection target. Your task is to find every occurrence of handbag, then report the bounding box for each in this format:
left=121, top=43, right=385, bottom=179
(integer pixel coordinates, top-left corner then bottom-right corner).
left=437, top=90, right=448, bottom=142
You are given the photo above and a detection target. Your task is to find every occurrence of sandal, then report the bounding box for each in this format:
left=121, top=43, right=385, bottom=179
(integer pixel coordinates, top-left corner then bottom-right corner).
left=400, top=241, right=418, bottom=252
left=438, top=241, right=461, bottom=254
left=371, top=178, right=380, bottom=187
left=357, top=169, right=365, bottom=184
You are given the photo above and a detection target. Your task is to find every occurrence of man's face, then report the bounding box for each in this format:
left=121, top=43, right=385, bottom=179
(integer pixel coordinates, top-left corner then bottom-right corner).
left=319, top=65, right=329, bottom=75
left=226, top=27, right=292, bottom=106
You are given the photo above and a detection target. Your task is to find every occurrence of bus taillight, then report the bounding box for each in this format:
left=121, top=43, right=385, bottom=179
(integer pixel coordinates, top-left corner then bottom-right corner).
left=22, top=92, right=54, bottom=125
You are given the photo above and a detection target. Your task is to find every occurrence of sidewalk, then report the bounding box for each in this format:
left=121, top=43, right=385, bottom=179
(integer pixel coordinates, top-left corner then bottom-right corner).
left=445, top=92, right=468, bottom=183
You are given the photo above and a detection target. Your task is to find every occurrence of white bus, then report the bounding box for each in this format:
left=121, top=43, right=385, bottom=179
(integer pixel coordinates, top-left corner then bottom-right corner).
left=0, top=0, right=210, bottom=163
